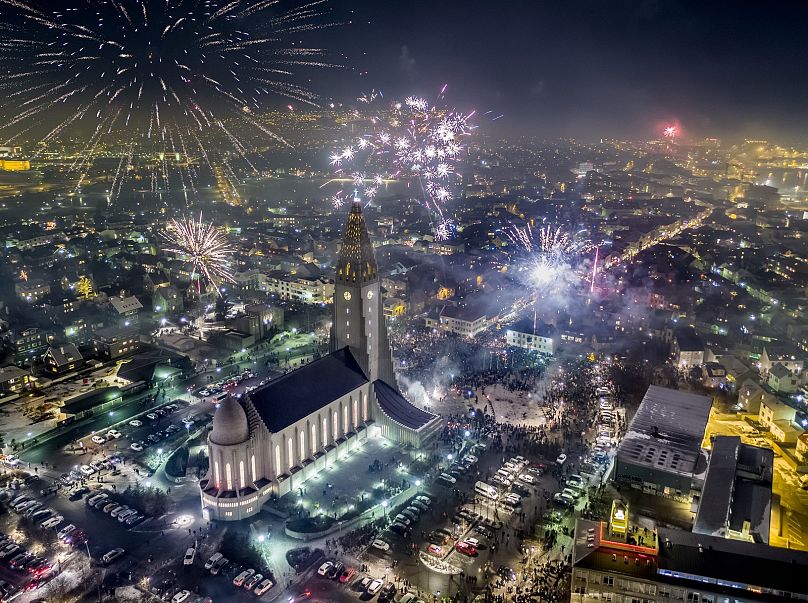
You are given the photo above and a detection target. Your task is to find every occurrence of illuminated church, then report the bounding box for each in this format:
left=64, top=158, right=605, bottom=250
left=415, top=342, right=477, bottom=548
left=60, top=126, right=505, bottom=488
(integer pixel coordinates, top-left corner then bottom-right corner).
left=199, top=199, right=442, bottom=521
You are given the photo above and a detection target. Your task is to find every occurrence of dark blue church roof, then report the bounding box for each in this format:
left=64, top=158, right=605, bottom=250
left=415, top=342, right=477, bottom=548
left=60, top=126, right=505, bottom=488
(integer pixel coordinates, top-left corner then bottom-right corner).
left=374, top=379, right=438, bottom=430
left=249, top=347, right=368, bottom=432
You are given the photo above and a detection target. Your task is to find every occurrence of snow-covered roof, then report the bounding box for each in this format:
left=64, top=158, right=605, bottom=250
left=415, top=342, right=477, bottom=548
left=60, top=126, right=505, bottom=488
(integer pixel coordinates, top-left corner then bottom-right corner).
left=616, top=385, right=712, bottom=477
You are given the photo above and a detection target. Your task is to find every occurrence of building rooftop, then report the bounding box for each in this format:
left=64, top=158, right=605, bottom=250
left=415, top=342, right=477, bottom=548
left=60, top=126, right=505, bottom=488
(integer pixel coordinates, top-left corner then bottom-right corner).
left=373, top=379, right=439, bottom=430
left=693, top=436, right=772, bottom=543
left=616, top=385, right=712, bottom=477
left=574, top=518, right=808, bottom=600
left=248, top=347, right=368, bottom=433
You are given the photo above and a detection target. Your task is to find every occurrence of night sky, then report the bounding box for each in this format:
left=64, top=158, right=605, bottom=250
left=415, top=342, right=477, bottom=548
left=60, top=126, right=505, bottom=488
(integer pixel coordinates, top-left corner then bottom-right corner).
left=320, top=0, right=808, bottom=142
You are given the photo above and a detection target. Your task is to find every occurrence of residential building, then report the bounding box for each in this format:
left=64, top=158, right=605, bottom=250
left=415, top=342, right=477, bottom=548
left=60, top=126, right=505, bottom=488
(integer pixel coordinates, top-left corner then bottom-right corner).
left=759, top=397, right=796, bottom=430
left=766, top=362, right=800, bottom=393
left=43, top=344, right=84, bottom=375
left=15, top=279, right=50, bottom=303
left=672, top=327, right=704, bottom=369
left=93, top=326, right=141, bottom=360
left=264, top=273, right=334, bottom=304
left=426, top=305, right=488, bottom=338
left=0, top=365, right=32, bottom=394
left=152, top=285, right=183, bottom=315
left=505, top=319, right=557, bottom=354
left=109, top=295, right=143, bottom=326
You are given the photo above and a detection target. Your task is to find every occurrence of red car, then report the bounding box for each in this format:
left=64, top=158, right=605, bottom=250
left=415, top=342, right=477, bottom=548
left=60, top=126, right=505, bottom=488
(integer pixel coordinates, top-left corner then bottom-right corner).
left=338, top=567, right=356, bottom=583
left=427, top=544, right=444, bottom=556
left=454, top=541, right=477, bottom=556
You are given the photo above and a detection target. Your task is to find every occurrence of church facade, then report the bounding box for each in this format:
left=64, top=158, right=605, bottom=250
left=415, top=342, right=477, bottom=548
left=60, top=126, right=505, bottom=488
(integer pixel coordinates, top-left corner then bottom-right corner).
left=199, top=201, right=443, bottom=521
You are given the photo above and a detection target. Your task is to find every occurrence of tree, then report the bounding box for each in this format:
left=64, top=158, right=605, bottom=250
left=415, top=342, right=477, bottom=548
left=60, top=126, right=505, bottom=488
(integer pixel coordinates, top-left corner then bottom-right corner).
left=77, top=276, right=94, bottom=300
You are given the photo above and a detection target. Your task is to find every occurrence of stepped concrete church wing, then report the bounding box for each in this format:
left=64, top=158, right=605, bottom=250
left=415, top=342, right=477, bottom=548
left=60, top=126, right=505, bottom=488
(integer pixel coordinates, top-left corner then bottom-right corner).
left=199, top=200, right=442, bottom=521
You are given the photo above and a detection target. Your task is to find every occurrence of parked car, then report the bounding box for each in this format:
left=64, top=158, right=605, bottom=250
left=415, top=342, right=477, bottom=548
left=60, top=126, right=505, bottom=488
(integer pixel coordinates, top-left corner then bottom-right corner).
left=244, top=573, right=263, bottom=590
left=454, top=541, right=477, bottom=556
left=367, top=579, right=384, bottom=595
left=233, top=569, right=255, bottom=587
left=41, top=515, right=63, bottom=529
left=128, top=420, right=143, bottom=427
left=338, top=567, right=356, bottom=583
left=130, top=442, right=143, bottom=452
left=253, top=578, right=274, bottom=595
left=204, top=553, right=223, bottom=570
left=183, top=547, right=195, bottom=566
left=91, top=436, right=106, bottom=445
left=370, top=539, right=390, bottom=552
left=57, top=525, right=76, bottom=540
left=210, top=557, right=228, bottom=575
left=317, top=562, right=333, bottom=576
left=101, top=548, right=125, bottom=565
left=171, top=590, right=191, bottom=603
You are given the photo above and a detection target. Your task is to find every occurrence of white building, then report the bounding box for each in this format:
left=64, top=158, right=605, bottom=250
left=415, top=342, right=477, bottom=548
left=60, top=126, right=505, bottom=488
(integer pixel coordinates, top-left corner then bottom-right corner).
left=199, top=201, right=442, bottom=521
left=505, top=319, right=556, bottom=354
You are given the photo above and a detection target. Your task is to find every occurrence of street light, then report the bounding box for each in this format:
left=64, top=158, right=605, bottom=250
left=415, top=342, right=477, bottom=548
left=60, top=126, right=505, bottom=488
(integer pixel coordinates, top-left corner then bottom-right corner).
left=381, top=500, right=388, bottom=521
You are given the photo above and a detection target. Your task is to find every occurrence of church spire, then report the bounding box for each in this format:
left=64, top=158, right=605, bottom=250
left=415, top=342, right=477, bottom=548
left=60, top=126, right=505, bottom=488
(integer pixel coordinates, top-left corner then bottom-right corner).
left=336, top=193, right=378, bottom=285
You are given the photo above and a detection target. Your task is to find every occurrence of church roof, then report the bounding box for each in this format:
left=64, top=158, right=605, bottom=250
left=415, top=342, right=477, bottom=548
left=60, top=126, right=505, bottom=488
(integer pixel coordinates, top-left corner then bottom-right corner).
left=248, top=347, right=368, bottom=432
left=210, top=396, right=250, bottom=446
left=374, top=379, right=439, bottom=430
left=336, top=200, right=378, bottom=284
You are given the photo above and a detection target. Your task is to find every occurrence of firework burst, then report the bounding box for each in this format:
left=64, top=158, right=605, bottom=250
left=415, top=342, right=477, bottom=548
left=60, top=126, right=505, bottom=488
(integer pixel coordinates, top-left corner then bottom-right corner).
left=329, top=90, right=475, bottom=240
left=506, top=223, right=594, bottom=293
left=0, top=0, right=341, bottom=204
left=162, top=214, right=236, bottom=295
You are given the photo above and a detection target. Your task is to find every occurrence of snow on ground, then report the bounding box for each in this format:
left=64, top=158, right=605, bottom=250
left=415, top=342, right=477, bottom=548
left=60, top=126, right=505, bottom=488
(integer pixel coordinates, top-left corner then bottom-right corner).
left=482, top=383, right=548, bottom=428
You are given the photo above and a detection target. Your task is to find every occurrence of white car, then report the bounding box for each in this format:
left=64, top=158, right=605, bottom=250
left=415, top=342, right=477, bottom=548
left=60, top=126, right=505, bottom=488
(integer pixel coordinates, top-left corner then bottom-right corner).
left=41, top=515, right=63, bottom=529
left=204, top=552, right=223, bottom=570
left=253, top=578, right=274, bottom=595
left=130, top=442, right=143, bottom=452
left=146, top=413, right=158, bottom=421
left=171, top=591, right=191, bottom=603
left=101, top=548, right=125, bottom=565
left=462, top=538, right=480, bottom=548
left=367, top=579, right=384, bottom=595
left=370, top=539, right=390, bottom=552
left=556, top=453, right=567, bottom=465
left=233, top=569, right=255, bottom=587
left=183, top=547, right=195, bottom=566
left=91, top=435, right=106, bottom=445
left=106, top=430, right=122, bottom=439
left=317, top=561, right=333, bottom=576
left=438, top=473, right=456, bottom=484
left=79, top=465, right=96, bottom=476
left=128, top=420, right=143, bottom=427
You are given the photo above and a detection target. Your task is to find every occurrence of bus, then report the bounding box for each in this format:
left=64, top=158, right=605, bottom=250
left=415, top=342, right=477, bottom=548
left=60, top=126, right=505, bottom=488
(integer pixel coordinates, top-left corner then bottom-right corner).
left=474, top=481, right=498, bottom=500
left=211, top=391, right=228, bottom=404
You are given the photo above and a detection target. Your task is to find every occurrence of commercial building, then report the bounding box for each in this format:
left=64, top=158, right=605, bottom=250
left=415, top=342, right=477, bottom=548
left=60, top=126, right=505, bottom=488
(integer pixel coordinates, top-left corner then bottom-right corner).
left=571, top=514, right=808, bottom=602
left=613, top=386, right=712, bottom=502
left=694, top=436, right=773, bottom=544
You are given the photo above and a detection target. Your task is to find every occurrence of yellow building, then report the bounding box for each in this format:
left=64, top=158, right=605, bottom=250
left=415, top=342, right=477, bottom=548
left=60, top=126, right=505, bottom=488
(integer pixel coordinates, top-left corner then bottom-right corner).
left=0, top=159, right=30, bottom=171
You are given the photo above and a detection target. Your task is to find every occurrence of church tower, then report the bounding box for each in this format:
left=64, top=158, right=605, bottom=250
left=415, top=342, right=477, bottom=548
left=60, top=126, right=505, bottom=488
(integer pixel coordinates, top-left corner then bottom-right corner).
left=331, top=194, right=397, bottom=387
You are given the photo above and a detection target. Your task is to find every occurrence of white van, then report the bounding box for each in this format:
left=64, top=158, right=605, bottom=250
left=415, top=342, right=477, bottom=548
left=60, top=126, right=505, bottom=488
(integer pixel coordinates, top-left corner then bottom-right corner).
left=204, top=552, right=223, bottom=570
